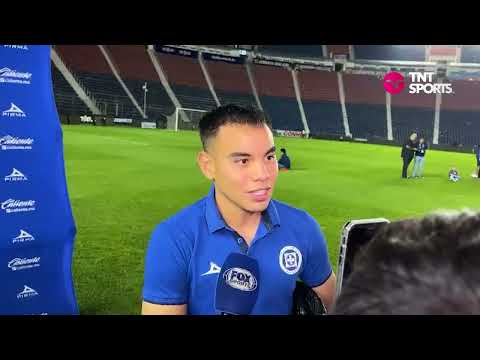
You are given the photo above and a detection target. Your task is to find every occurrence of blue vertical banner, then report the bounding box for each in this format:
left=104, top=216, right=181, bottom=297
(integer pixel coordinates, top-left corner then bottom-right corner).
left=0, top=45, right=79, bottom=315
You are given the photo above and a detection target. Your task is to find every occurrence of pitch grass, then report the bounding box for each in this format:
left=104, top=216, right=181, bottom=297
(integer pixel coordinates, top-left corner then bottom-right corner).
left=62, top=125, right=480, bottom=314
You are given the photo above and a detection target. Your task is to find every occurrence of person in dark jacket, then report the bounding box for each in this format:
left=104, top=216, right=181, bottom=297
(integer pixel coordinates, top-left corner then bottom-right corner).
left=401, top=133, right=418, bottom=178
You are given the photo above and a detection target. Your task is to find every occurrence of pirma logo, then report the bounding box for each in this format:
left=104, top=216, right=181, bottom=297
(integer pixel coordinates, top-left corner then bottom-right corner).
left=12, top=229, right=35, bottom=244
left=2, top=103, right=26, bottom=117
left=383, top=71, right=406, bottom=94
left=0, top=67, right=32, bottom=85
left=1, top=198, right=36, bottom=214
left=8, top=257, right=41, bottom=271
left=0, top=135, right=34, bottom=151
left=5, top=168, right=27, bottom=182
left=223, top=267, right=257, bottom=292
left=17, top=285, right=39, bottom=299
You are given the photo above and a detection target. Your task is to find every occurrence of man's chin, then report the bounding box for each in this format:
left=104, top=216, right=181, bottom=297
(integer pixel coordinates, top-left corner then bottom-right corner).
left=245, top=199, right=270, bottom=213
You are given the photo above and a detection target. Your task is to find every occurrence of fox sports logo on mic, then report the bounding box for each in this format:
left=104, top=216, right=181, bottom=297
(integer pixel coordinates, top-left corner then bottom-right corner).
left=223, top=267, right=258, bottom=292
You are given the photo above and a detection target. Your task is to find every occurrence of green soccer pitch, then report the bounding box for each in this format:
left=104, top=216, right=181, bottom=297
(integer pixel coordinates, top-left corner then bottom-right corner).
left=62, top=125, right=480, bottom=314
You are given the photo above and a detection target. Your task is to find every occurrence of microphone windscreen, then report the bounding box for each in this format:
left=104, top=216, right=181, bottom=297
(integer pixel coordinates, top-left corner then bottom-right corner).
left=215, top=252, right=260, bottom=315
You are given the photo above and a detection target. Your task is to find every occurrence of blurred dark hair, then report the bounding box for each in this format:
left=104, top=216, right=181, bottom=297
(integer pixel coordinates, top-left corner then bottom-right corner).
left=198, top=104, right=271, bottom=150
left=334, top=211, right=480, bottom=315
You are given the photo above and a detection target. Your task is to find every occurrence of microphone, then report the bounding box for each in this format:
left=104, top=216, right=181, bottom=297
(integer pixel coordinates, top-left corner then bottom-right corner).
left=215, top=252, right=260, bottom=315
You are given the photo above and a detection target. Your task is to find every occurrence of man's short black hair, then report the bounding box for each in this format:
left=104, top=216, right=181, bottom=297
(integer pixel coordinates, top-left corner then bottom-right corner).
left=198, top=104, right=271, bottom=150
left=334, top=211, right=480, bottom=315
left=280, top=148, right=286, bottom=154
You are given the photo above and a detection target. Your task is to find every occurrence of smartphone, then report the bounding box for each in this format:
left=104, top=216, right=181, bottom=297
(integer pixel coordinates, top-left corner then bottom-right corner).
left=336, top=218, right=390, bottom=298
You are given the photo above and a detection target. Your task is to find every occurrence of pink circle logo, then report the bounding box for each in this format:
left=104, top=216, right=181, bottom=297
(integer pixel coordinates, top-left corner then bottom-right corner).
left=383, top=71, right=405, bottom=94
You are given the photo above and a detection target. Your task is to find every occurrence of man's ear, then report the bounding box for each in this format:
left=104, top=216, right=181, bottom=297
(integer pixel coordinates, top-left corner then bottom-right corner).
left=197, top=150, right=215, bottom=180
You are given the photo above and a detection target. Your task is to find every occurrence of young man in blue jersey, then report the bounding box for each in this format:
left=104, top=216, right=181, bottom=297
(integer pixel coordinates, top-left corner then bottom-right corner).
left=142, top=104, right=336, bottom=315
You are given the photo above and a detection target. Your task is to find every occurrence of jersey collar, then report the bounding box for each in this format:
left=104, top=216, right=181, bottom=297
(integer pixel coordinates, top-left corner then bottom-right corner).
left=205, top=183, right=280, bottom=234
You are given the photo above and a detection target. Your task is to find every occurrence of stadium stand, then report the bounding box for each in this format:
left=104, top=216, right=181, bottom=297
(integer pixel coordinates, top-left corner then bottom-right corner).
left=460, top=46, right=480, bottom=63
left=343, top=73, right=387, bottom=140
left=51, top=65, right=91, bottom=116
left=204, top=59, right=257, bottom=108
left=252, top=63, right=304, bottom=131
left=390, top=77, right=435, bottom=143
left=354, top=45, right=426, bottom=61
left=298, top=69, right=344, bottom=136
left=55, top=45, right=138, bottom=118
left=50, top=45, right=480, bottom=149
left=156, top=53, right=217, bottom=111
left=75, top=73, right=138, bottom=118
left=106, top=45, right=174, bottom=119
left=325, top=45, right=350, bottom=58
left=257, top=45, right=324, bottom=59
left=439, top=80, right=480, bottom=147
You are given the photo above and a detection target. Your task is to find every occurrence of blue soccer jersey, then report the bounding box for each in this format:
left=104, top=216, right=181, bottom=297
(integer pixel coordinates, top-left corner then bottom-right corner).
left=142, top=185, right=332, bottom=315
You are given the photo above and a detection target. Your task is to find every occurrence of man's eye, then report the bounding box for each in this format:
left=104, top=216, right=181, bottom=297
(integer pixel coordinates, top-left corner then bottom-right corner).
left=267, top=155, right=276, bottom=160
left=235, top=159, right=248, bottom=164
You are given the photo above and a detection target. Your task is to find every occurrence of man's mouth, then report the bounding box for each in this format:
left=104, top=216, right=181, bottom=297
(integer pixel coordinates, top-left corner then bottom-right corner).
left=248, top=187, right=271, bottom=196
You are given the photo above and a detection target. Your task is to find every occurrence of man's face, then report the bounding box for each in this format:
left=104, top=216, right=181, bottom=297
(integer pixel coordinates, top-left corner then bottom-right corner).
left=419, top=138, right=424, bottom=144
left=202, top=123, right=278, bottom=214
left=411, top=133, right=418, bottom=141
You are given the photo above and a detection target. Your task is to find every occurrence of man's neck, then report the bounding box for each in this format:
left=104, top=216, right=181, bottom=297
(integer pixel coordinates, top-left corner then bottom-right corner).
left=214, top=188, right=262, bottom=243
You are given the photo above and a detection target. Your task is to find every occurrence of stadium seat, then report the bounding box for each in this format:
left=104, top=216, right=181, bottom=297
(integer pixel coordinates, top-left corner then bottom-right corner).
left=253, top=63, right=303, bottom=131
left=354, top=45, right=426, bottom=61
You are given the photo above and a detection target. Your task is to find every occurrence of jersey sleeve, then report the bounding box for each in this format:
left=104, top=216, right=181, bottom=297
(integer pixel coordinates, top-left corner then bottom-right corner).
left=300, top=213, right=333, bottom=288
left=142, top=222, right=191, bottom=305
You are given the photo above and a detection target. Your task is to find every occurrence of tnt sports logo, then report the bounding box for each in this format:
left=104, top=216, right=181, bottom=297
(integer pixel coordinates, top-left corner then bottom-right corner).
left=2, top=103, right=26, bottom=117
left=4, top=168, right=27, bottom=182
left=17, top=285, right=39, bottom=299
left=12, top=229, right=35, bottom=244
left=223, top=267, right=258, bottom=292
left=0, top=67, right=32, bottom=85
left=383, top=72, right=405, bottom=94
left=279, top=246, right=302, bottom=275
left=8, top=257, right=41, bottom=271
left=384, top=71, right=453, bottom=94
left=408, top=72, right=453, bottom=94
